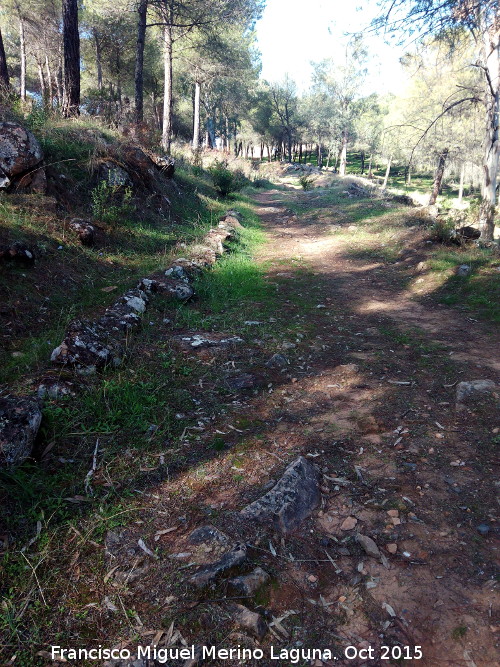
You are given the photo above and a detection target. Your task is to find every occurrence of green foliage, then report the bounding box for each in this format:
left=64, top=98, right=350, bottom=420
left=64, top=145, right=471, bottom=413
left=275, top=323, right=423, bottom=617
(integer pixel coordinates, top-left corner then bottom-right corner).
left=25, top=104, right=51, bottom=132
left=208, top=159, right=246, bottom=197
left=429, top=217, right=456, bottom=243
left=91, top=179, right=133, bottom=227
left=252, top=178, right=273, bottom=189
left=299, top=174, right=316, bottom=190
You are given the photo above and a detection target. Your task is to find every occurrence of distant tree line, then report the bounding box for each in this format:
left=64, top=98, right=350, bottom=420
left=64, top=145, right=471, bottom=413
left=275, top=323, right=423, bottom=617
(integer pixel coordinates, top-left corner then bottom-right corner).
left=0, top=0, right=497, bottom=237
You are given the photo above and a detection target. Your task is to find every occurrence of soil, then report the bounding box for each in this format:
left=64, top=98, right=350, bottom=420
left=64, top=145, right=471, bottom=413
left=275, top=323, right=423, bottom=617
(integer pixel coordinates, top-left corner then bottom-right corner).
left=3, top=178, right=499, bottom=667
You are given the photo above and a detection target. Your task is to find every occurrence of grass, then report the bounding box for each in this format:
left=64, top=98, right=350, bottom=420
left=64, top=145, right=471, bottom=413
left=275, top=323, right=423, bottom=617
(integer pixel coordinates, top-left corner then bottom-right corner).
left=427, top=247, right=500, bottom=321
left=291, top=174, right=500, bottom=323
left=0, top=118, right=233, bottom=388
left=0, top=121, right=498, bottom=663
left=0, top=128, right=278, bottom=662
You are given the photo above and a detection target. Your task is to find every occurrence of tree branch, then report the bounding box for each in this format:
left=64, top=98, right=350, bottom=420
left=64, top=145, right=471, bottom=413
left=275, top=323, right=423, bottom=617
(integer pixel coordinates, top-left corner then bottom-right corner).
left=407, top=96, right=480, bottom=169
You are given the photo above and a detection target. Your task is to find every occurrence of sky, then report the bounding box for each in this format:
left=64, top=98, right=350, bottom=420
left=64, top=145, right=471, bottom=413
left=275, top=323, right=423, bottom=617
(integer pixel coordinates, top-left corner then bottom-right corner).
left=254, top=0, right=407, bottom=95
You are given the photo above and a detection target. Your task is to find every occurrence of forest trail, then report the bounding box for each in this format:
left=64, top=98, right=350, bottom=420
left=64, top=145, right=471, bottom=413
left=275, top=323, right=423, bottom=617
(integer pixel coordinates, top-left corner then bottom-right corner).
left=6, top=176, right=498, bottom=667
left=240, top=182, right=500, bottom=665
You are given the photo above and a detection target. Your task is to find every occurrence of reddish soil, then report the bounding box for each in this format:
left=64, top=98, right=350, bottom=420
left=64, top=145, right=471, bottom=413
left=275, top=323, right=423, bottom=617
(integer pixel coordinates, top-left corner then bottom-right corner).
left=11, top=183, right=498, bottom=667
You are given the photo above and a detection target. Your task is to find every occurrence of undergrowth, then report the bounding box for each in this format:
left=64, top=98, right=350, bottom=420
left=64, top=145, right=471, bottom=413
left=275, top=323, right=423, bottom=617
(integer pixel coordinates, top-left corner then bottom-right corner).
left=0, top=128, right=275, bottom=662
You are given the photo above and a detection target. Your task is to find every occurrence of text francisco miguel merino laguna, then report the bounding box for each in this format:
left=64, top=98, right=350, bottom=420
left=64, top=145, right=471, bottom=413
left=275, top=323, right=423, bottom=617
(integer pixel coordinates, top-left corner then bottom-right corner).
left=50, top=644, right=380, bottom=663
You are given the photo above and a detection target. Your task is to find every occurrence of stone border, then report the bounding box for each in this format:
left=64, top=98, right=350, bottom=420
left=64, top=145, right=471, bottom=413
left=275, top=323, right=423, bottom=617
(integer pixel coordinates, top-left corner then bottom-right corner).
left=0, top=211, right=243, bottom=468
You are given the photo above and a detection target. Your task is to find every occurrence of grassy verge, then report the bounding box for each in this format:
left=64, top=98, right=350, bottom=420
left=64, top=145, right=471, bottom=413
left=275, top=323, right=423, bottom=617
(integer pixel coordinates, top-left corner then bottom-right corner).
left=0, top=169, right=276, bottom=662
left=282, top=175, right=500, bottom=322
left=426, top=246, right=500, bottom=322
left=0, top=119, right=231, bottom=388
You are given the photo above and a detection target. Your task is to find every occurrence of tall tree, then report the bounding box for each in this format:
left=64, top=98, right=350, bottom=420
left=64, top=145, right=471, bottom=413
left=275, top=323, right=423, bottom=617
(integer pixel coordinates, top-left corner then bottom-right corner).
left=373, top=0, right=499, bottom=239
left=312, top=38, right=368, bottom=175
left=270, top=75, right=297, bottom=163
left=62, top=0, right=80, bottom=116
left=0, top=25, right=9, bottom=91
left=135, top=0, right=148, bottom=123
left=149, top=0, right=263, bottom=152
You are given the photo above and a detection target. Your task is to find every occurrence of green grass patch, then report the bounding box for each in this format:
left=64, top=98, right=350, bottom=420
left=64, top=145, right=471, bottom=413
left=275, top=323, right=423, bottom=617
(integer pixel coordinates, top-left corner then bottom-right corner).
left=427, top=247, right=500, bottom=322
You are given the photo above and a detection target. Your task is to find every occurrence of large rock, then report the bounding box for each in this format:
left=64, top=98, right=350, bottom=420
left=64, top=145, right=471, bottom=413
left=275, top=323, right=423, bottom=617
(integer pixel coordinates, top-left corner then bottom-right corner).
left=51, top=289, right=149, bottom=372
left=411, top=205, right=438, bottom=222
left=188, top=543, right=247, bottom=589
left=391, top=193, right=415, bottom=206
left=98, top=160, right=132, bottom=188
left=152, top=155, right=175, bottom=178
left=68, top=219, right=95, bottom=246
left=224, top=373, right=264, bottom=391
left=188, top=244, right=218, bottom=266
left=228, top=603, right=267, bottom=640
left=240, top=456, right=320, bottom=532
left=453, top=226, right=481, bottom=244
left=0, top=121, right=44, bottom=190
left=0, top=241, right=36, bottom=264
left=457, top=264, right=472, bottom=277
left=173, top=332, right=244, bottom=351
left=187, top=525, right=247, bottom=589
left=0, top=396, right=42, bottom=468
left=456, top=380, right=498, bottom=412
left=204, top=228, right=231, bottom=256
left=228, top=567, right=270, bottom=597
left=164, top=264, right=191, bottom=283
left=50, top=319, right=122, bottom=374
left=137, top=277, right=193, bottom=301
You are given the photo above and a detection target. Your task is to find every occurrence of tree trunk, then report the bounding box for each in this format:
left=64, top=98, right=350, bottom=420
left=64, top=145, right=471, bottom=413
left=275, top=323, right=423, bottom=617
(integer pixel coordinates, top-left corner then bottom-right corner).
left=56, top=62, right=64, bottom=108
left=19, top=19, right=26, bottom=100
left=94, top=32, right=103, bottom=91
left=45, top=56, right=53, bottom=108
left=192, top=80, right=201, bottom=151
left=339, top=132, right=348, bottom=176
left=406, top=163, right=412, bottom=186
left=287, top=132, right=292, bottom=163
left=382, top=156, right=392, bottom=189
left=62, top=0, right=80, bottom=117
left=225, top=116, right=230, bottom=153
left=458, top=162, right=465, bottom=204
left=476, top=22, right=499, bottom=241
left=0, top=26, right=9, bottom=90
left=429, top=148, right=449, bottom=206
left=367, top=153, right=373, bottom=178
left=317, top=143, right=322, bottom=168
left=360, top=150, right=365, bottom=174
left=134, top=0, right=147, bottom=123
left=161, top=22, right=173, bottom=152
left=37, top=58, right=46, bottom=103
left=326, top=149, right=332, bottom=169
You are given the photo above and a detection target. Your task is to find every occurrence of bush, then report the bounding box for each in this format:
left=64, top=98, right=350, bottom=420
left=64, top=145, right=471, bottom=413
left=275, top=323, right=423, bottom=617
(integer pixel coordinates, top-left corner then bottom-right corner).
left=252, top=178, right=273, bottom=189
left=429, top=217, right=456, bottom=243
left=208, top=159, right=246, bottom=197
left=299, top=174, right=316, bottom=190
left=91, top=178, right=133, bottom=227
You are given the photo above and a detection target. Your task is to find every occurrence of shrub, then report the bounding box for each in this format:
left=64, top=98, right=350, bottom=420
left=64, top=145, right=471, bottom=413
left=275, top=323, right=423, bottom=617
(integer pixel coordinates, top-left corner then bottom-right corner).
left=252, top=178, right=272, bottom=189
left=429, top=217, right=456, bottom=243
left=299, top=174, right=316, bottom=190
left=91, top=178, right=133, bottom=227
left=208, top=159, right=245, bottom=197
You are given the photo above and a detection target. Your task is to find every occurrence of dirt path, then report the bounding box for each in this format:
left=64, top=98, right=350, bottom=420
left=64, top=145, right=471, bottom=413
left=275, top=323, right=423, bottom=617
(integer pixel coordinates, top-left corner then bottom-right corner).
left=244, top=186, right=499, bottom=666
left=16, top=181, right=497, bottom=667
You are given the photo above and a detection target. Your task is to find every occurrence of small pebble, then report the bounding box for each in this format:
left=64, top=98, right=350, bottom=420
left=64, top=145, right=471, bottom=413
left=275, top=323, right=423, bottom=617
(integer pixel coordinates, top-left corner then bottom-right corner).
left=477, top=524, right=490, bottom=536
